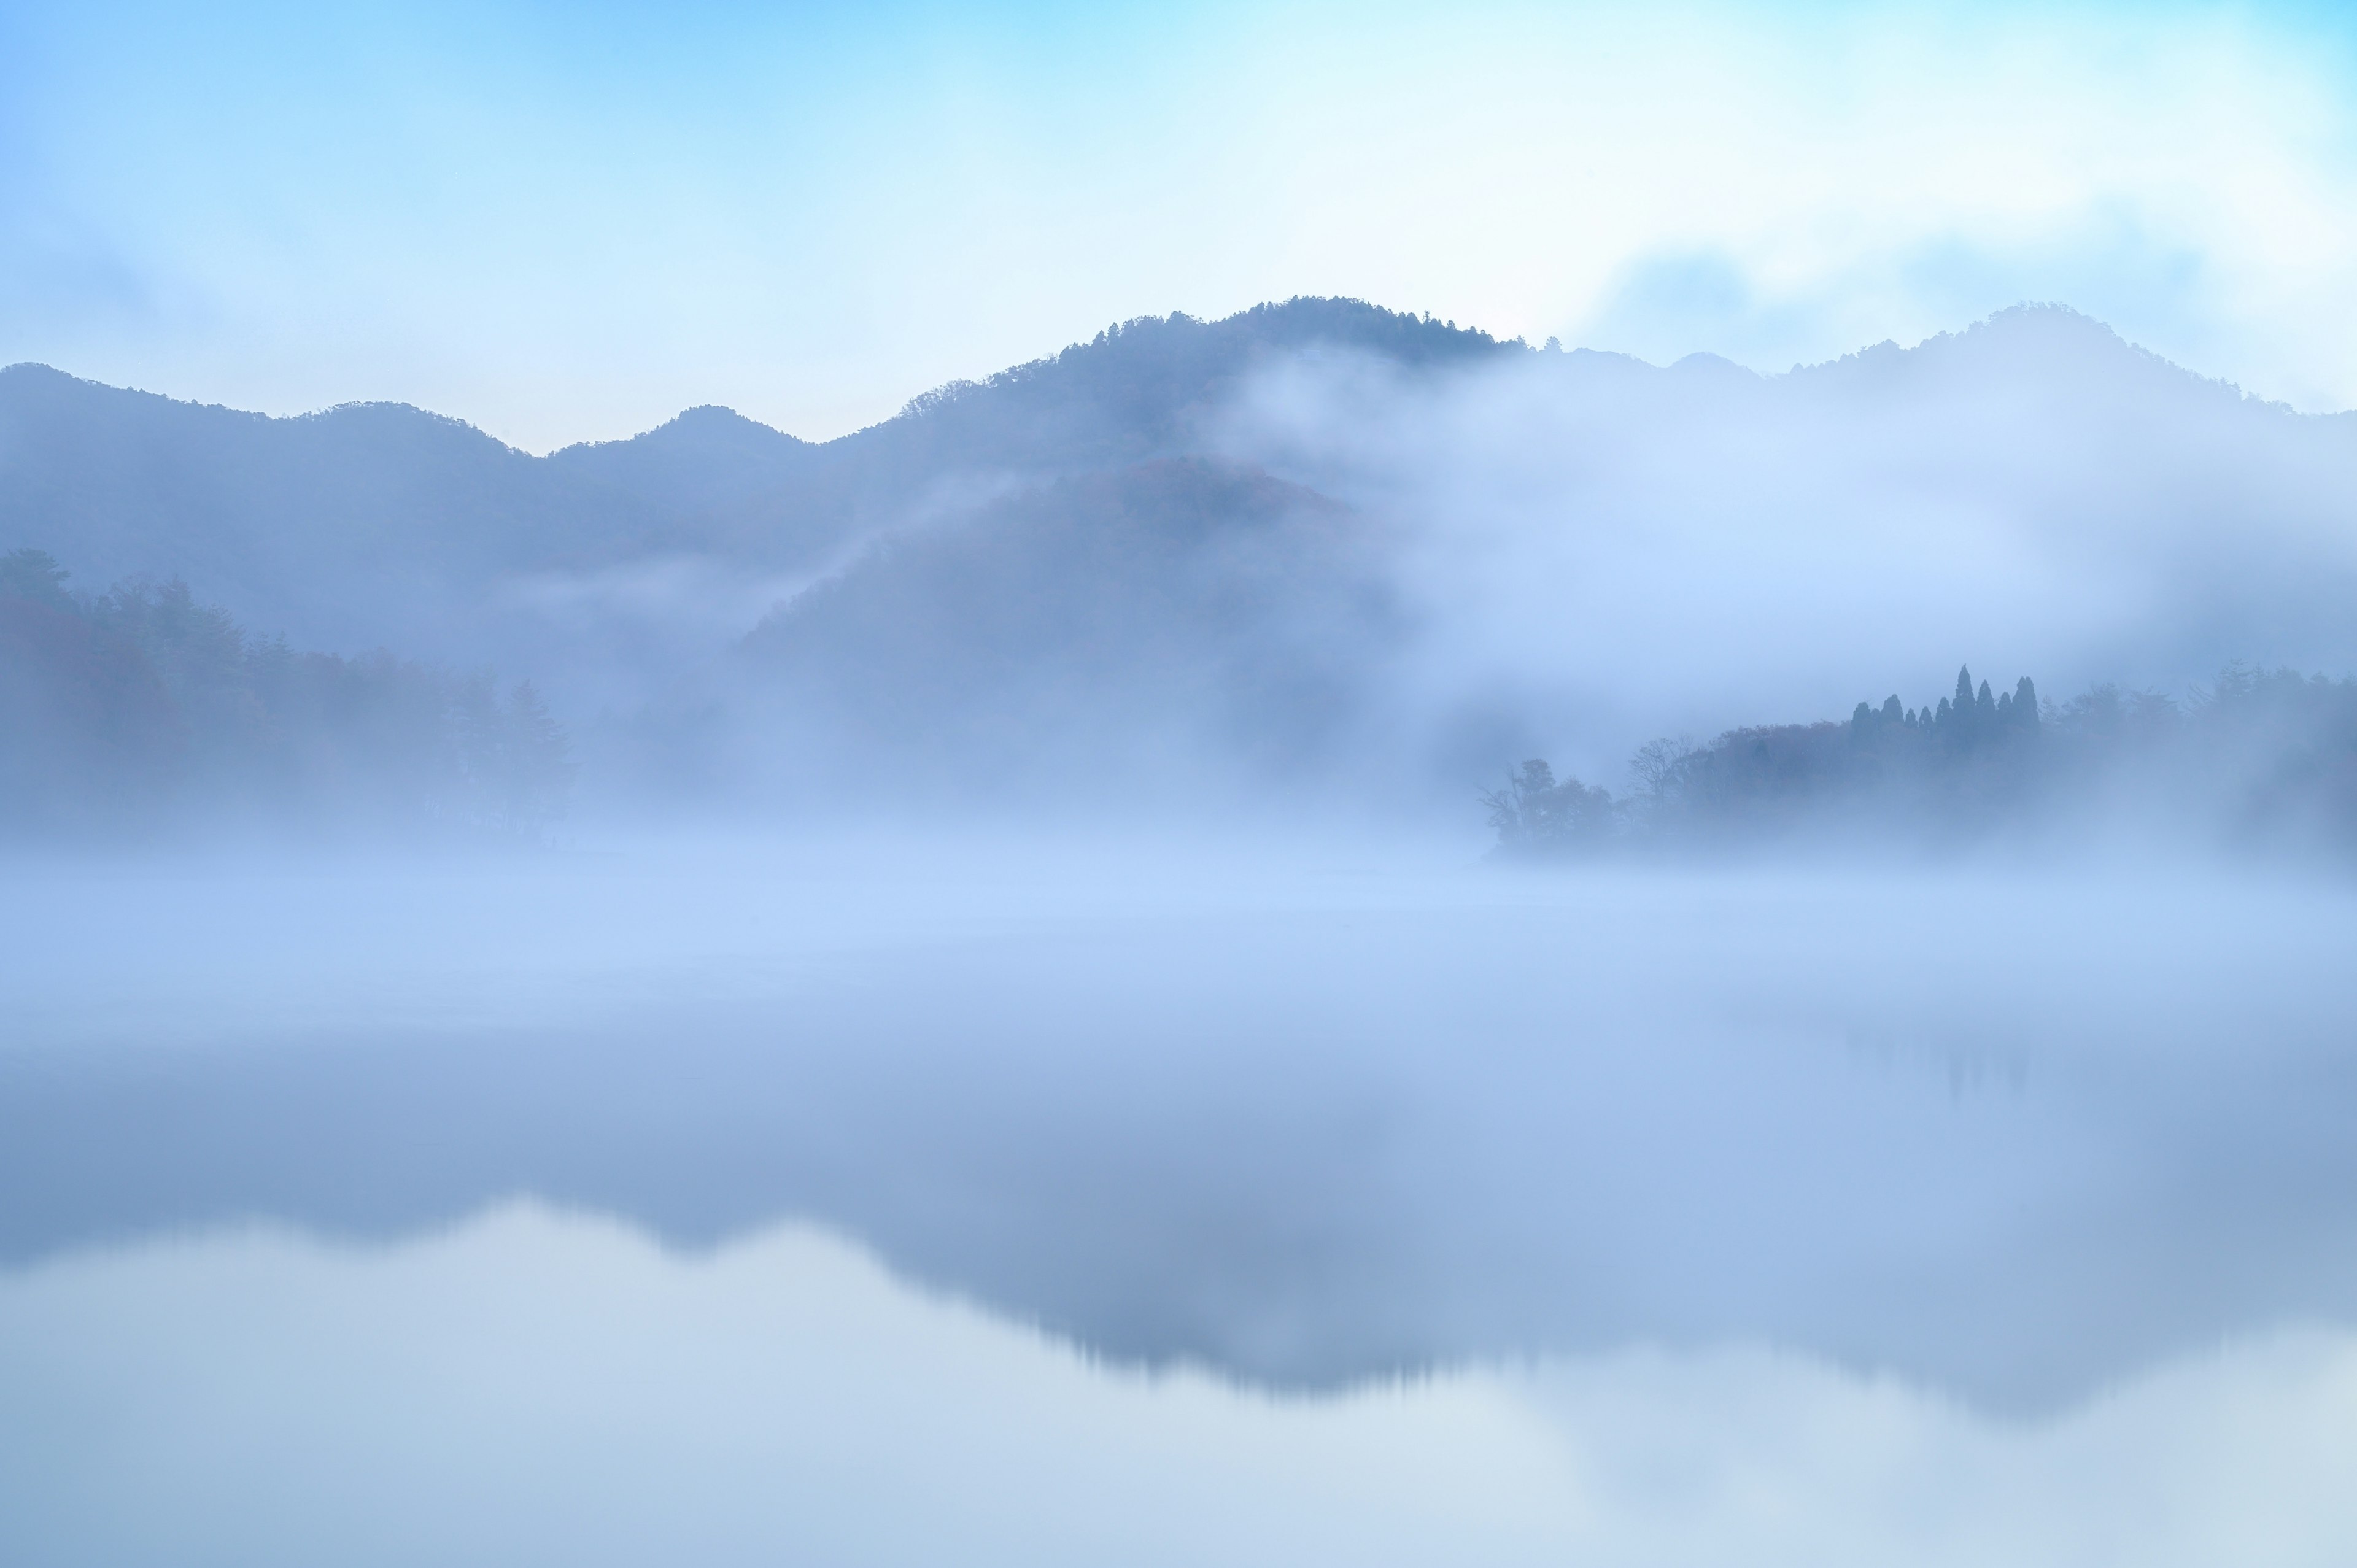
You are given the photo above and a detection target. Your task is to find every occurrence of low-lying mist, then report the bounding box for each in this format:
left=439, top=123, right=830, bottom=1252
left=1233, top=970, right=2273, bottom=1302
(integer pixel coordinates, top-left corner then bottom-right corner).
left=649, top=304, right=2357, bottom=842
left=6, top=835, right=2356, bottom=1412
left=9, top=302, right=2357, bottom=1418
left=10, top=301, right=2357, bottom=855
left=1206, top=306, right=2357, bottom=792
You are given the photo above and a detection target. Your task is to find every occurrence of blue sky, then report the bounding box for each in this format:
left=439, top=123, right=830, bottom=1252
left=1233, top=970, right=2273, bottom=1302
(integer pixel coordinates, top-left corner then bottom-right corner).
left=6, top=1, right=2356, bottom=448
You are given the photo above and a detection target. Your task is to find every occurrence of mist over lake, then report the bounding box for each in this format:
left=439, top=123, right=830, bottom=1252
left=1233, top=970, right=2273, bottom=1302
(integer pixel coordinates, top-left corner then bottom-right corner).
left=7, top=835, right=2357, bottom=1562
left=14, top=8, right=2357, bottom=1543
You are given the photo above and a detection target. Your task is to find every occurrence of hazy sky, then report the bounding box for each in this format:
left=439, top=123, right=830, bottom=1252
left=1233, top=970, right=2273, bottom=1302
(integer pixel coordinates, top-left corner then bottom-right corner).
left=6, top=1, right=2357, bottom=450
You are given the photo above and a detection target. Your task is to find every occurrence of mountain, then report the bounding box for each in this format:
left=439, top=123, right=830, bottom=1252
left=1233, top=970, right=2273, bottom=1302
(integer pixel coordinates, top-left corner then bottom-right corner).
left=544, top=404, right=816, bottom=520
left=700, top=457, right=1396, bottom=806
left=0, top=300, right=1513, bottom=714
left=686, top=304, right=2357, bottom=813
left=0, top=367, right=675, bottom=679
left=10, top=299, right=2357, bottom=819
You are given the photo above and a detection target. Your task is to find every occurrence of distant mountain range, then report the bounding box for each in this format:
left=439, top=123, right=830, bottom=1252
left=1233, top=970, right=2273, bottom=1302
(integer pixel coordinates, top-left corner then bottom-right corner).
left=0, top=301, right=1507, bottom=689
left=7, top=298, right=2356, bottom=815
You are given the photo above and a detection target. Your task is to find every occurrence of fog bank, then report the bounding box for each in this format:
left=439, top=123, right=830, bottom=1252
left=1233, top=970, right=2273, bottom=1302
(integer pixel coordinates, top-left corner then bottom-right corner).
left=8, top=840, right=2356, bottom=1410
left=17, top=302, right=2357, bottom=840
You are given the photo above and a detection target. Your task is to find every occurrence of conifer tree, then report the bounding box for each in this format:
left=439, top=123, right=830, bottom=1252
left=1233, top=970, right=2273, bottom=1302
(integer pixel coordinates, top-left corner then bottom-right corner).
left=1949, top=667, right=1976, bottom=743
left=2013, top=676, right=2040, bottom=729
left=0, top=549, right=72, bottom=608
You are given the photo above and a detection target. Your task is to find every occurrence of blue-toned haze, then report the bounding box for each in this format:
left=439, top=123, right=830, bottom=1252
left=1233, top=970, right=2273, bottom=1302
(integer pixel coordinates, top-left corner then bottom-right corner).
left=7, top=1, right=2357, bottom=447
left=17, top=10, right=2357, bottom=1559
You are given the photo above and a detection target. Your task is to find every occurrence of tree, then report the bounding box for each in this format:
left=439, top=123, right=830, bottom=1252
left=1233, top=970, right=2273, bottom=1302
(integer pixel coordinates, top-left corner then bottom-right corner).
left=1483, top=759, right=1614, bottom=855
left=454, top=675, right=574, bottom=836
left=497, top=679, right=574, bottom=835
left=0, top=549, right=72, bottom=608
left=1630, top=736, right=1697, bottom=801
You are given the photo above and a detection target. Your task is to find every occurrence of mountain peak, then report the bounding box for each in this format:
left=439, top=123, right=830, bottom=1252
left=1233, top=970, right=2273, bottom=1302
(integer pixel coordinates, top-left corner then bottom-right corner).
left=1781, top=301, right=2264, bottom=412
left=543, top=403, right=813, bottom=519
left=551, top=404, right=805, bottom=461
left=1670, top=352, right=1756, bottom=380
left=656, top=404, right=804, bottom=444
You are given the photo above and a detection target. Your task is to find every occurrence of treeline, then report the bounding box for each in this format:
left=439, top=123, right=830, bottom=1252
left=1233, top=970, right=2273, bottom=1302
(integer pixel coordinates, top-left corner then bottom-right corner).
left=0, top=549, right=570, bottom=843
left=1488, top=663, right=2357, bottom=859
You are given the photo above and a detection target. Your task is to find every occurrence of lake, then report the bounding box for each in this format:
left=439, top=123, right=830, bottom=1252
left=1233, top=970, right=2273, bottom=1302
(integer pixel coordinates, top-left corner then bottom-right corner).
left=6, top=837, right=2356, bottom=1563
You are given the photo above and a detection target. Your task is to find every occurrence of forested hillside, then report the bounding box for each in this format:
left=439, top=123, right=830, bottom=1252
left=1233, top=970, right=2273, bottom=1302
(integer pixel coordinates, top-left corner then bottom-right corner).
left=0, top=301, right=1507, bottom=686
left=1487, top=664, right=2357, bottom=859
left=0, top=549, right=568, bottom=842
left=689, top=457, right=1397, bottom=804
left=12, top=299, right=2357, bottom=834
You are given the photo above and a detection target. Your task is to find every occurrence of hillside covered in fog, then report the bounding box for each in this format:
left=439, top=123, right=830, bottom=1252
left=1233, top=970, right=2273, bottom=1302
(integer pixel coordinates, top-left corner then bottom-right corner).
left=0, top=300, right=1504, bottom=713
left=1488, top=663, right=2357, bottom=862
left=0, top=549, right=568, bottom=843
left=9, top=298, right=2357, bottom=837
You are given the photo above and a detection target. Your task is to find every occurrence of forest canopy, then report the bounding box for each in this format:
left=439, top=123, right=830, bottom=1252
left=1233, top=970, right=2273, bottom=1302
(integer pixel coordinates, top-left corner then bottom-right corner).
left=0, top=548, right=570, bottom=843
left=1487, top=663, right=2357, bottom=860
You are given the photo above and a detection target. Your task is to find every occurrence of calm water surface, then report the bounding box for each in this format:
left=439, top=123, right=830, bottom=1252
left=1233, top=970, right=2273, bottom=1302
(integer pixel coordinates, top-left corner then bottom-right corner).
left=5, top=841, right=2356, bottom=1564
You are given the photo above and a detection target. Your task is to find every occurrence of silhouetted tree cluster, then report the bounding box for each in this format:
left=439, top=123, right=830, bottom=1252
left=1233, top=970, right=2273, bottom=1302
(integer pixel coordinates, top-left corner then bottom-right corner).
left=1480, top=759, right=1614, bottom=854
left=1, top=548, right=571, bottom=843
left=1849, top=666, right=2040, bottom=751
left=1490, top=662, right=2357, bottom=860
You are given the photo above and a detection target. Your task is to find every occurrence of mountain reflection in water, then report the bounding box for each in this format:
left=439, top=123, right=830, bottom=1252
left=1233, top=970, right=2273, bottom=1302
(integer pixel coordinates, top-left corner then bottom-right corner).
left=5, top=1202, right=2355, bottom=1567
left=4, top=841, right=2357, bottom=1559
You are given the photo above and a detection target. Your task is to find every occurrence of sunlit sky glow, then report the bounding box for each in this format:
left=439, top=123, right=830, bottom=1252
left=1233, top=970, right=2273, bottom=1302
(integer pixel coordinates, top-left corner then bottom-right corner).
left=6, top=1, right=2356, bottom=449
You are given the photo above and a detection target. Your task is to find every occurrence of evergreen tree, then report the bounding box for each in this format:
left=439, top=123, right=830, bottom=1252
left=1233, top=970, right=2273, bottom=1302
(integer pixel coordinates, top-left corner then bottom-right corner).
left=2013, top=676, right=2040, bottom=730
left=0, top=549, right=72, bottom=608
left=498, top=679, right=573, bottom=835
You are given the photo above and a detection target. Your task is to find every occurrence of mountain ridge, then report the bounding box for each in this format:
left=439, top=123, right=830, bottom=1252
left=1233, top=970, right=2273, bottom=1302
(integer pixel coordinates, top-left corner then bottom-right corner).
left=9, top=298, right=2351, bottom=782
left=5, top=299, right=2324, bottom=474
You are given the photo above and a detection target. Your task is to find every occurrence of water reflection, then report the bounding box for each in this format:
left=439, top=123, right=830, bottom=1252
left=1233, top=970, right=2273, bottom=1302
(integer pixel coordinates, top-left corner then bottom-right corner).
left=3, top=1202, right=2355, bottom=1567
left=7, top=847, right=2357, bottom=1419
